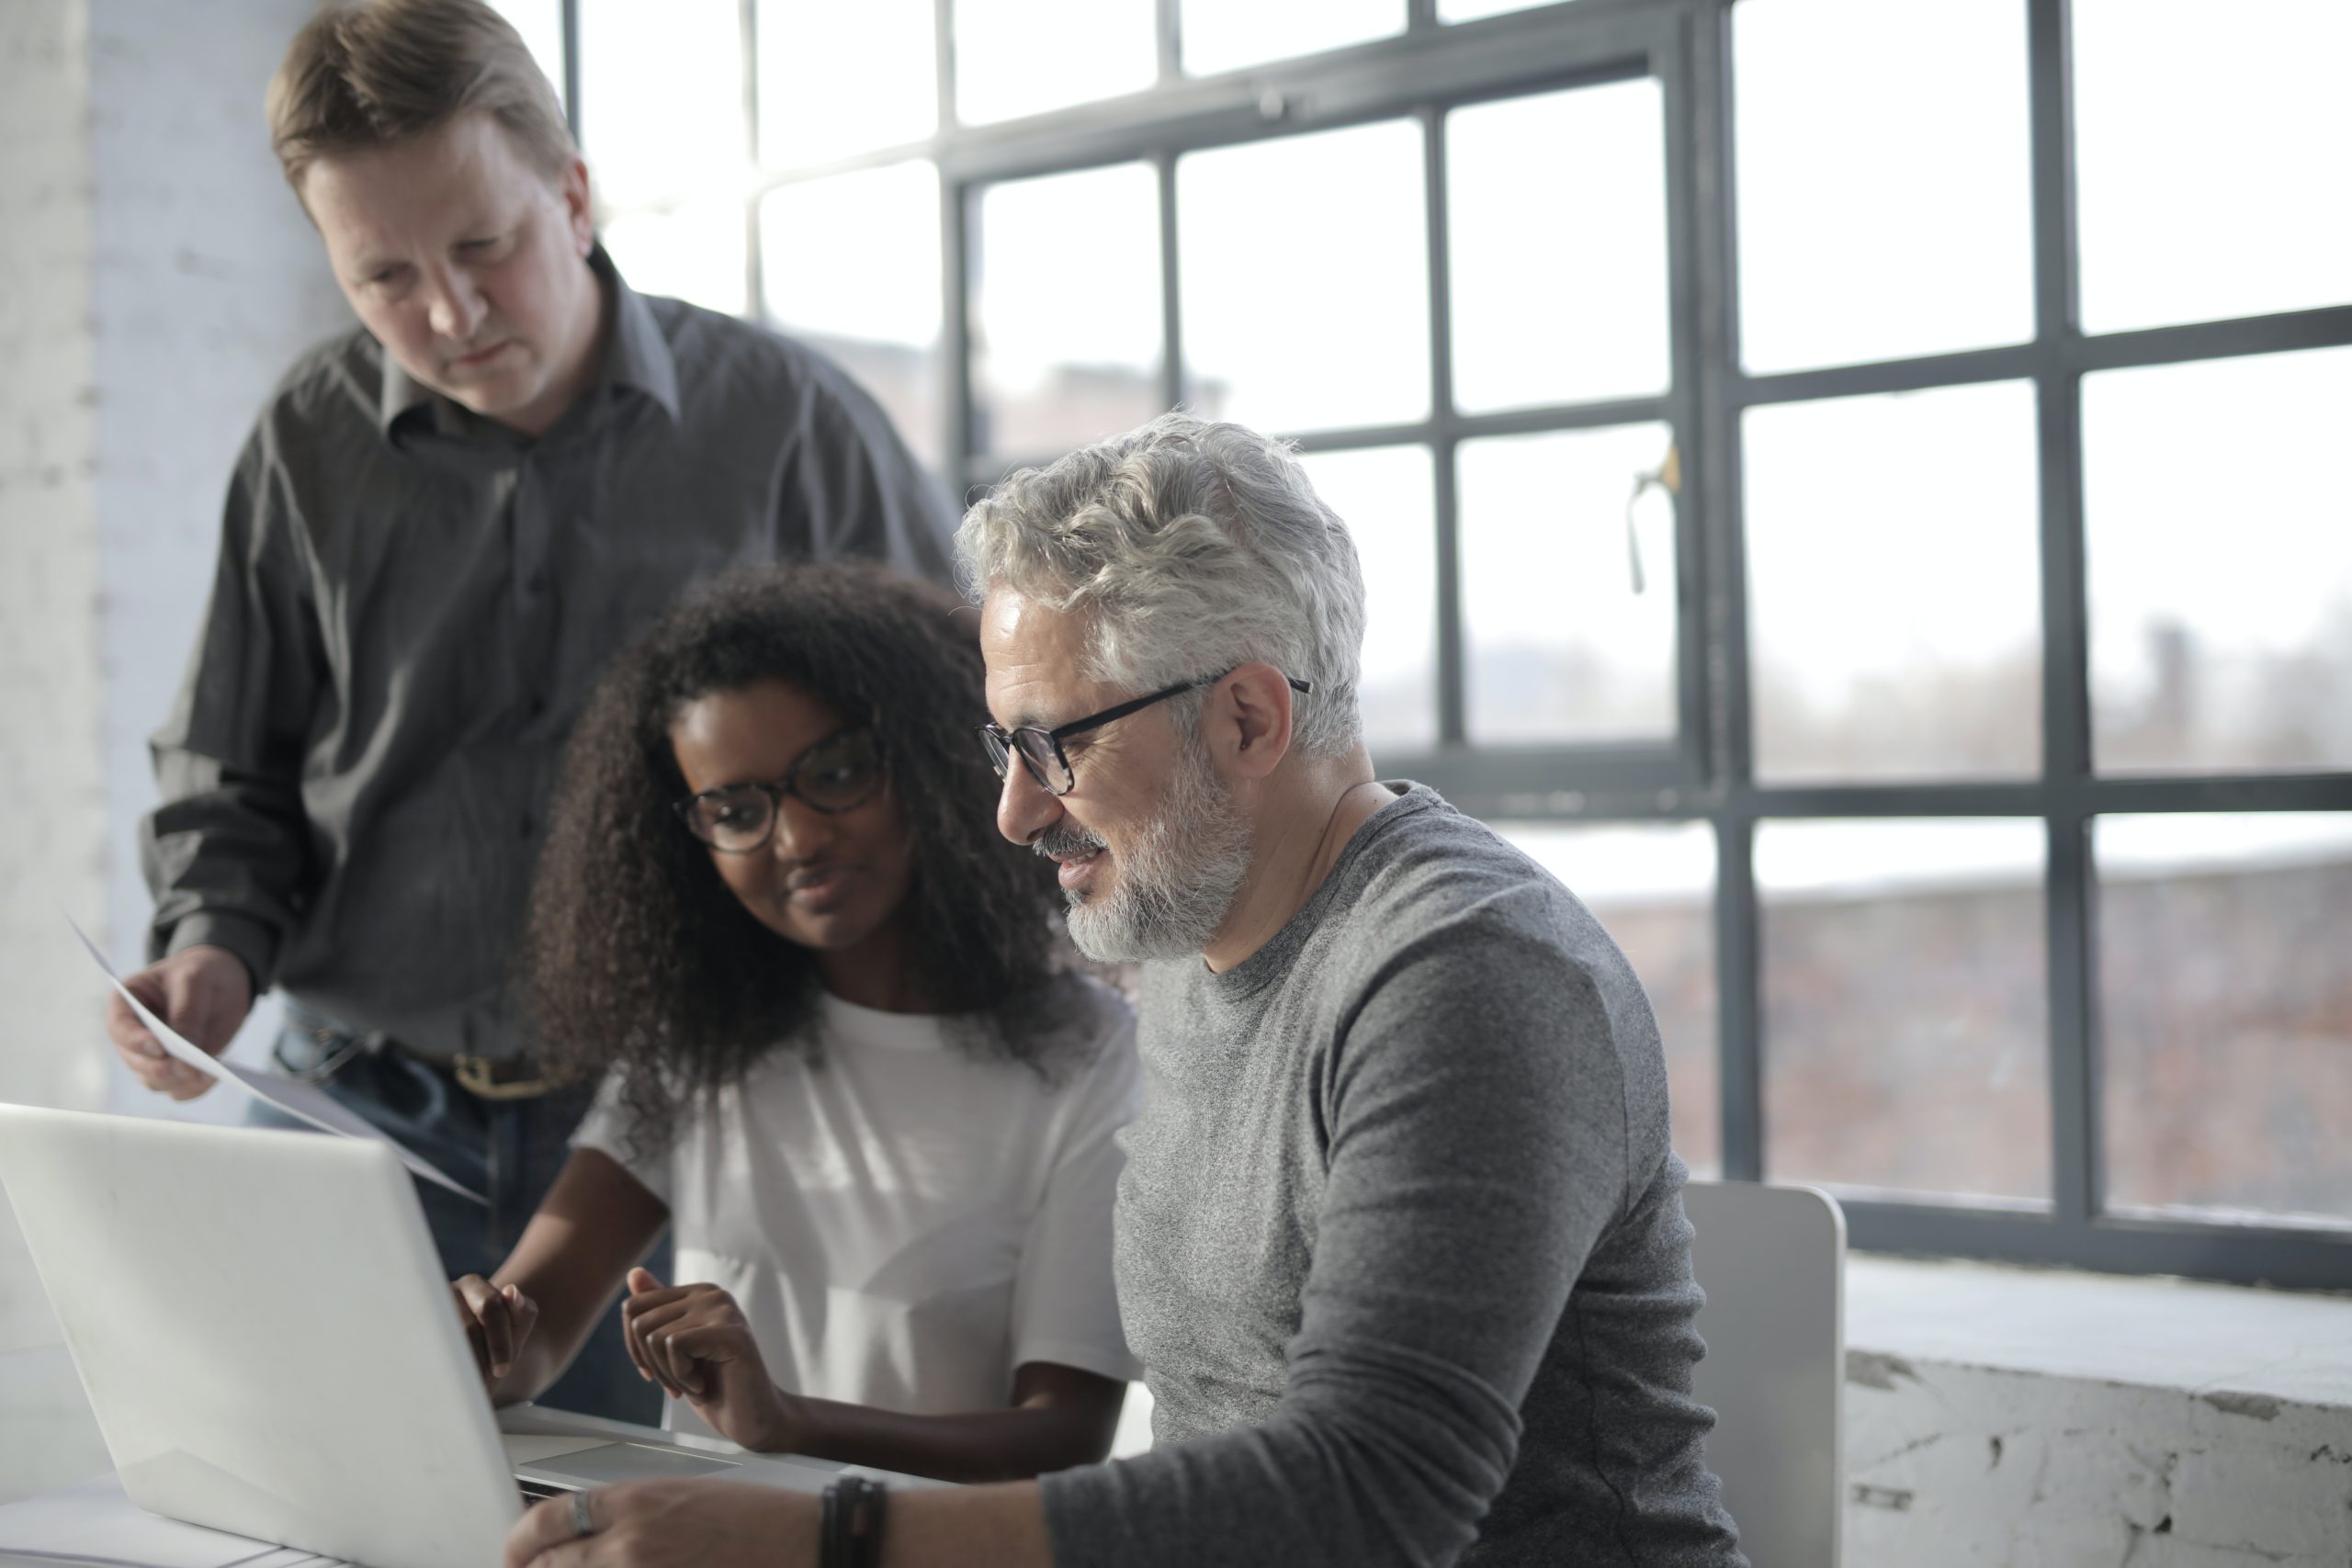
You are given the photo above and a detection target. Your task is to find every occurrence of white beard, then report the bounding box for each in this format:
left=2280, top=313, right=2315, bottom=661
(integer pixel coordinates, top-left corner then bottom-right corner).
left=1050, top=736, right=1253, bottom=964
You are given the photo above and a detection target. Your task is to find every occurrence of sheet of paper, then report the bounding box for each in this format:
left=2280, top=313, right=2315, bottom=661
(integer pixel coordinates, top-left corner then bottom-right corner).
left=0, top=1473, right=319, bottom=1568
left=70, top=918, right=484, bottom=1206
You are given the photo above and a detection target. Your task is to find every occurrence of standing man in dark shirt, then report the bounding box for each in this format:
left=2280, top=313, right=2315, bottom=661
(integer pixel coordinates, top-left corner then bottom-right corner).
left=99, top=0, right=956, bottom=1420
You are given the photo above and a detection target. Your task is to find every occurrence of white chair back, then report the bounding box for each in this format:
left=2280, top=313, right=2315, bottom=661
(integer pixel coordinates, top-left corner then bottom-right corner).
left=1682, top=1179, right=1847, bottom=1568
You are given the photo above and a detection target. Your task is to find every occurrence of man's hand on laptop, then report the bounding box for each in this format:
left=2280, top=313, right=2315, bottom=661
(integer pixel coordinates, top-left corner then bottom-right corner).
left=106, top=944, right=253, bottom=1100
left=621, top=1268, right=807, bottom=1454
left=507, top=1476, right=820, bottom=1568
left=453, top=1275, right=540, bottom=1384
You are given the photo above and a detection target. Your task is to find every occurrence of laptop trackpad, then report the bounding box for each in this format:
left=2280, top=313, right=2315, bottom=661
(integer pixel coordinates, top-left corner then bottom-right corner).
left=534, top=1443, right=746, bottom=1485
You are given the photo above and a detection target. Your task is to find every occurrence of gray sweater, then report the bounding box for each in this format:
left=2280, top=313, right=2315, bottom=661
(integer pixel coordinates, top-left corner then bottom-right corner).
left=1040, top=784, right=1747, bottom=1568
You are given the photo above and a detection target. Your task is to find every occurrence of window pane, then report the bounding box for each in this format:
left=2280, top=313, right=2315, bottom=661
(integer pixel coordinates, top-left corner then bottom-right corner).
left=760, top=164, right=944, bottom=470
left=1459, top=423, right=1679, bottom=745
left=1179, top=120, right=1429, bottom=434
left=2086, top=346, right=2352, bottom=775
left=2075, top=1, right=2352, bottom=334
left=1449, top=80, right=1670, bottom=413
left=603, top=202, right=747, bottom=317
left=2098, top=813, right=2352, bottom=1228
left=1734, top=0, right=2031, bottom=373
left=1441, top=0, right=1564, bottom=17
left=578, top=0, right=745, bottom=209
left=486, top=0, right=567, bottom=113
left=757, top=0, right=935, bottom=167
left=1497, top=820, right=1720, bottom=1178
left=1182, top=0, right=1403, bottom=75
left=1759, top=818, right=2049, bottom=1201
left=1296, top=446, right=1437, bottom=753
left=1745, top=381, right=2041, bottom=783
left=954, top=0, right=1156, bottom=127
left=972, top=164, right=1162, bottom=461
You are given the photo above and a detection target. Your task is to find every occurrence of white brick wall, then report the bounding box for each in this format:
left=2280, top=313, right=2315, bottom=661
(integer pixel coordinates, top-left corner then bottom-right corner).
left=87, top=0, right=348, bottom=995
left=0, top=0, right=344, bottom=1352
left=1844, top=1258, right=2352, bottom=1567
left=1849, top=1359, right=2352, bottom=1565
left=0, top=0, right=103, bottom=1354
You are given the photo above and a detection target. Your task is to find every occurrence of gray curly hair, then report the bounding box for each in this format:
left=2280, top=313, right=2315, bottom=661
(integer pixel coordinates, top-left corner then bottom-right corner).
left=956, top=413, right=1367, bottom=759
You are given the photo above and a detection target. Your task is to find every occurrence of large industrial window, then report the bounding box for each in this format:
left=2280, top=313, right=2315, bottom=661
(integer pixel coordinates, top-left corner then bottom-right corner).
left=506, top=0, right=2352, bottom=1290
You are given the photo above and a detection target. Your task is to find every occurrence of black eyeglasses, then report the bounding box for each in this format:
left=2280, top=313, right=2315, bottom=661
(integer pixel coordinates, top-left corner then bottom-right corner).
left=672, top=728, right=885, bottom=852
left=978, top=671, right=1314, bottom=797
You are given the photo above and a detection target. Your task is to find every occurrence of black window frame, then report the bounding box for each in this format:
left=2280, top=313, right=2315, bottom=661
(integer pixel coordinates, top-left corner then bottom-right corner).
left=563, top=0, right=2352, bottom=1291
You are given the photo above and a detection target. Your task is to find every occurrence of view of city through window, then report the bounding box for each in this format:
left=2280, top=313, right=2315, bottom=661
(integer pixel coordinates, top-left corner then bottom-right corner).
left=498, top=0, right=2352, bottom=1269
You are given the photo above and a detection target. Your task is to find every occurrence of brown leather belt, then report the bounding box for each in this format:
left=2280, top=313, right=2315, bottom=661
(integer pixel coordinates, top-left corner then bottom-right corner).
left=281, top=1002, right=555, bottom=1100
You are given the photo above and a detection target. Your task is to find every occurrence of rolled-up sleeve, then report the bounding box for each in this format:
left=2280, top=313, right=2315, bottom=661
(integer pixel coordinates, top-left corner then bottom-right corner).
left=141, top=427, right=325, bottom=989
left=1041, top=919, right=1629, bottom=1568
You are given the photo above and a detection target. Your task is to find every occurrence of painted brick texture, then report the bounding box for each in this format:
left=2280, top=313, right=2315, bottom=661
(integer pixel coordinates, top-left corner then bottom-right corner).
left=0, top=0, right=343, bottom=1351
left=1847, top=1354, right=2352, bottom=1565
left=0, top=0, right=103, bottom=1354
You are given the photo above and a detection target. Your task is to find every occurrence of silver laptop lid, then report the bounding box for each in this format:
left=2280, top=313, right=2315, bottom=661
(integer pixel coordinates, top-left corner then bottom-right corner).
left=0, top=1105, right=517, bottom=1568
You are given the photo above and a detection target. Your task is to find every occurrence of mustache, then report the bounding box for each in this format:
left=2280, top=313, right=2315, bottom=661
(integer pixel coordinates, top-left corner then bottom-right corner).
left=1033, top=823, right=1107, bottom=859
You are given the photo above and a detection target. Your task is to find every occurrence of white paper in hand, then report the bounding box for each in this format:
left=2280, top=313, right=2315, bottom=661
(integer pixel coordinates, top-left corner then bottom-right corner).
left=72, top=917, right=486, bottom=1205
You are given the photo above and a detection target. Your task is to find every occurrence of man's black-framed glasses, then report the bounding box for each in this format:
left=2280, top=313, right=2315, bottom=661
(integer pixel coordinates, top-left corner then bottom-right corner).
left=673, top=727, right=885, bottom=852
left=978, top=671, right=1315, bottom=797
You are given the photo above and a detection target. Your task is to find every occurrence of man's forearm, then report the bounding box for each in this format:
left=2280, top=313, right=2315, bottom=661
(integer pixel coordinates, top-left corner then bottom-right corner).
left=882, top=1482, right=1053, bottom=1568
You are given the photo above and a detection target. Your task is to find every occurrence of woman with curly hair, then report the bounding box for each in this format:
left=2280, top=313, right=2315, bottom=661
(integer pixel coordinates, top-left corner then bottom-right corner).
left=447, top=561, right=1138, bottom=1483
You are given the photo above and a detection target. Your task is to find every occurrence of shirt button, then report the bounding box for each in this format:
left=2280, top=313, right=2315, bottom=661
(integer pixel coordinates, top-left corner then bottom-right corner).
left=518, top=815, right=535, bottom=840
left=526, top=694, right=548, bottom=721
left=525, top=570, right=548, bottom=595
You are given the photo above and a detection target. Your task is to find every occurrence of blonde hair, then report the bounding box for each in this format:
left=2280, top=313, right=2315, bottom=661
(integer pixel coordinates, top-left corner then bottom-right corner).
left=266, top=0, right=574, bottom=191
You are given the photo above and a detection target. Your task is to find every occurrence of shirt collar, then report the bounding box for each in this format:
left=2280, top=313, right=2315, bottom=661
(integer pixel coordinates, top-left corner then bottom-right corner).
left=596, top=245, right=683, bottom=422
left=377, top=244, right=682, bottom=444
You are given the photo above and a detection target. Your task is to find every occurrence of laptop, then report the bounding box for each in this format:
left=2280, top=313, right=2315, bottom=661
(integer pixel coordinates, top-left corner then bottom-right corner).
left=0, top=1104, right=925, bottom=1568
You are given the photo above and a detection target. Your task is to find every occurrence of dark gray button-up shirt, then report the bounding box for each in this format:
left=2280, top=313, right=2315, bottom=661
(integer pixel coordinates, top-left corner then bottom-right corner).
left=143, top=252, right=957, bottom=1061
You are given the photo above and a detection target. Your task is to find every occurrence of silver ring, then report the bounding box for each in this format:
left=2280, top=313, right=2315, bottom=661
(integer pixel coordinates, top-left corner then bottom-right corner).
left=569, top=1489, right=596, bottom=1538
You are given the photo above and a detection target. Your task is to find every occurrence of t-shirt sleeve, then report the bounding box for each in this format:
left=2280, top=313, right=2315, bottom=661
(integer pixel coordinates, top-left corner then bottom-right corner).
left=1040, top=897, right=1632, bottom=1568
left=567, top=1068, right=673, bottom=1206
left=1008, top=1008, right=1144, bottom=1387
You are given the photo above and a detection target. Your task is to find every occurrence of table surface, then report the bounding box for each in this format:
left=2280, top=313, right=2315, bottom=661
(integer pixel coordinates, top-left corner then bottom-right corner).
left=0, top=1345, right=825, bottom=1567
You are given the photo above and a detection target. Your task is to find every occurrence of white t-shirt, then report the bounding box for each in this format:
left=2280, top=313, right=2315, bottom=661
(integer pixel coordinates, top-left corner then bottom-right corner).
left=571, top=975, right=1141, bottom=1432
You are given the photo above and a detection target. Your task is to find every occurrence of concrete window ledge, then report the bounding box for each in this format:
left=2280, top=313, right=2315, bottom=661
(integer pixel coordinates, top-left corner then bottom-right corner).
left=1844, top=1255, right=2352, bottom=1567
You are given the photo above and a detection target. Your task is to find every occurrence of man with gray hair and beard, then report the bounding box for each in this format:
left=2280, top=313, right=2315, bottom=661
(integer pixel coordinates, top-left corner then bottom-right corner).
left=504, top=412, right=1747, bottom=1567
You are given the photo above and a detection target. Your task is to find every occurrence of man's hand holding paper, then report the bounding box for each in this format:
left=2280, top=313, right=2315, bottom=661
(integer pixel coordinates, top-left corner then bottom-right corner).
left=102, top=943, right=252, bottom=1100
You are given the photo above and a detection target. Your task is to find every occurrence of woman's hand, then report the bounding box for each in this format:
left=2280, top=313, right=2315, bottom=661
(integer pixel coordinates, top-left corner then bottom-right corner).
left=452, top=1275, right=539, bottom=1384
left=505, top=1478, right=819, bottom=1568
left=621, top=1268, right=808, bottom=1453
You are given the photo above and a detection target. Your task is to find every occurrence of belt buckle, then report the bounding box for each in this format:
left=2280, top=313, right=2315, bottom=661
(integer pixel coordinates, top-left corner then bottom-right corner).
left=452, top=1055, right=553, bottom=1101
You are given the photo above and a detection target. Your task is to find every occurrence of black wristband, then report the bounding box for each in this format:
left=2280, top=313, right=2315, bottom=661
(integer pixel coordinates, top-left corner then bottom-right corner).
left=820, top=1476, right=888, bottom=1568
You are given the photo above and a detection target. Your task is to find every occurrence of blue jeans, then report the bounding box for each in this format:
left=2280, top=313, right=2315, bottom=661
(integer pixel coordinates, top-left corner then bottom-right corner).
left=257, top=1002, right=665, bottom=1426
